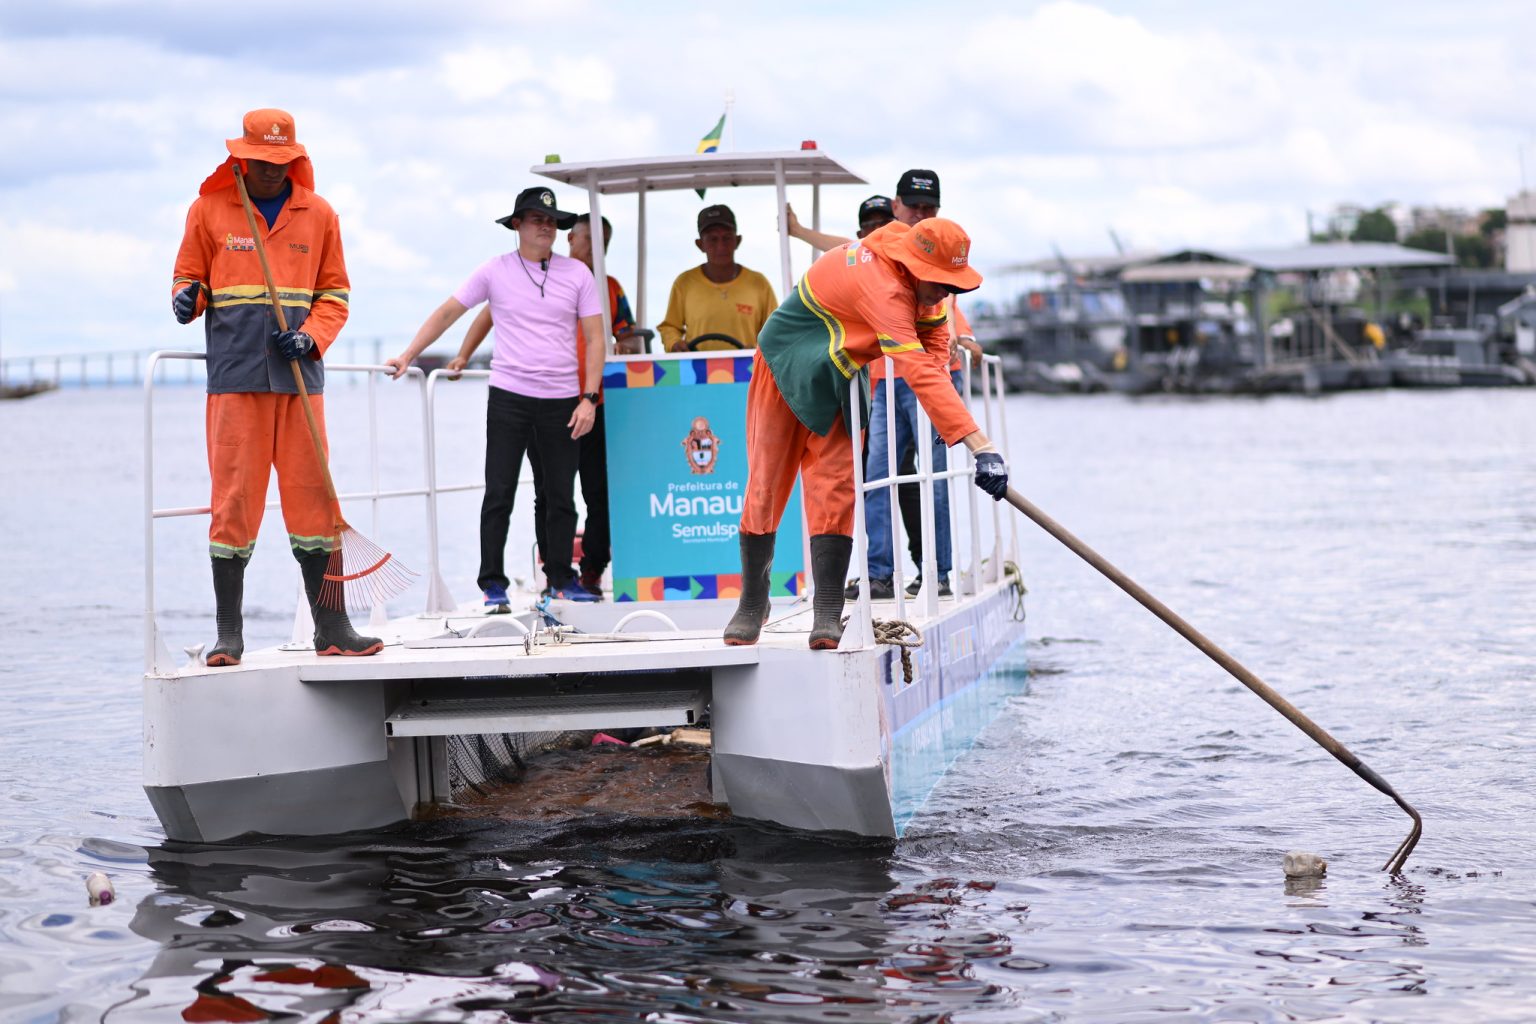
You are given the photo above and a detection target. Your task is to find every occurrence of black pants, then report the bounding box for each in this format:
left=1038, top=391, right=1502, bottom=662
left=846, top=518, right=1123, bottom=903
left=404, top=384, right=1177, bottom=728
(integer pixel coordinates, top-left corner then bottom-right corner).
left=530, top=402, right=610, bottom=582
left=478, top=387, right=580, bottom=591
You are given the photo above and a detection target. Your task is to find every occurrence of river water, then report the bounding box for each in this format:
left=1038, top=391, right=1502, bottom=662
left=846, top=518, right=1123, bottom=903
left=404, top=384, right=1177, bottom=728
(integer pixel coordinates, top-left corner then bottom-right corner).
left=1, top=381, right=1533, bottom=1022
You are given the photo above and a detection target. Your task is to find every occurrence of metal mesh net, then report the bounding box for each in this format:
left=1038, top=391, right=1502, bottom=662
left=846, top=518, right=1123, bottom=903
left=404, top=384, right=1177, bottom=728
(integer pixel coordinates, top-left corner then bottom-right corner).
left=444, top=730, right=578, bottom=802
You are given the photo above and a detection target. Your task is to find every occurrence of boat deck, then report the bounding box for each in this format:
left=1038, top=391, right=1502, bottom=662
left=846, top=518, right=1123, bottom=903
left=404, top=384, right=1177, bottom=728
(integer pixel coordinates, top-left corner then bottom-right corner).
left=167, top=592, right=947, bottom=683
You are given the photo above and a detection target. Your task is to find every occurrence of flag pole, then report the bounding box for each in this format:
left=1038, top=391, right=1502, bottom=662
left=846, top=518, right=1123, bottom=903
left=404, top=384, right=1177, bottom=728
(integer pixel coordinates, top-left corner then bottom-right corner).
left=725, top=89, right=734, bottom=150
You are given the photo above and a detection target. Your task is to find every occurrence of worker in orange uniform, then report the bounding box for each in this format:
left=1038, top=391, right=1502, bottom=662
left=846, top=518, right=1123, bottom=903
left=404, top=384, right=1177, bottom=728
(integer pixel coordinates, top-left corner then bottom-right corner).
left=171, top=108, right=380, bottom=665
left=725, top=218, right=1010, bottom=650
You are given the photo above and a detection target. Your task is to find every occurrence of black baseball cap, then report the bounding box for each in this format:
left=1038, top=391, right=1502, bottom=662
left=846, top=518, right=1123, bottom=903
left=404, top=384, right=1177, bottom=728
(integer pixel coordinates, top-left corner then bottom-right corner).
left=697, top=204, right=737, bottom=233
left=858, top=195, right=894, bottom=226
left=895, top=169, right=941, bottom=208
left=496, top=186, right=577, bottom=231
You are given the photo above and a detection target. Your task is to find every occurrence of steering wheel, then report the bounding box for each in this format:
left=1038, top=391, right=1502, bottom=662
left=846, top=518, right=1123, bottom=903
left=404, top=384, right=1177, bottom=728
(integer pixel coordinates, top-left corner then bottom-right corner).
left=685, top=332, right=746, bottom=351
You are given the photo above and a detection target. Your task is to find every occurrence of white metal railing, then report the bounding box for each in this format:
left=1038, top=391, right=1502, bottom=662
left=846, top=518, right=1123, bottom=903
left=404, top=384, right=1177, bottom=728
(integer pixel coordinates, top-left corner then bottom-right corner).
left=845, top=353, right=1015, bottom=648
left=7, top=337, right=396, bottom=390
left=142, top=352, right=429, bottom=675
left=422, top=367, right=495, bottom=614
left=144, top=347, right=1014, bottom=671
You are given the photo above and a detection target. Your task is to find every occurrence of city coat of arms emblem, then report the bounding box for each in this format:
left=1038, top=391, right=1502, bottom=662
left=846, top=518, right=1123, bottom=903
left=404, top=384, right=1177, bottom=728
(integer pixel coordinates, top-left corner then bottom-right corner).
left=682, top=416, right=720, bottom=474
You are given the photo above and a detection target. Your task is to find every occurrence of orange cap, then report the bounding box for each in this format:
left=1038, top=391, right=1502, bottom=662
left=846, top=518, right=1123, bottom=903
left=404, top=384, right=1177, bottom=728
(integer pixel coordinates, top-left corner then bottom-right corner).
left=225, top=108, right=308, bottom=165
left=867, top=218, right=983, bottom=293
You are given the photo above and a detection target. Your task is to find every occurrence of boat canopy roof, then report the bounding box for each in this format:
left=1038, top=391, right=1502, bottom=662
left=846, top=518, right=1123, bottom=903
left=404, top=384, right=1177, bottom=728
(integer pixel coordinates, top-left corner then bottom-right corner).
left=529, top=150, right=867, bottom=333
left=997, top=251, right=1160, bottom=278
left=1121, top=261, right=1254, bottom=284
left=1145, top=243, right=1455, bottom=274
left=1000, top=242, right=1456, bottom=285
left=533, top=150, right=866, bottom=195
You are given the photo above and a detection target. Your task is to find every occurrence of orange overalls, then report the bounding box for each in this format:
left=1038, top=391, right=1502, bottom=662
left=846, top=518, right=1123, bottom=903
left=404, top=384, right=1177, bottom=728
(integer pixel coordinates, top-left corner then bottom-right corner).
left=743, top=227, right=979, bottom=537
left=172, top=158, right=350, bottom=558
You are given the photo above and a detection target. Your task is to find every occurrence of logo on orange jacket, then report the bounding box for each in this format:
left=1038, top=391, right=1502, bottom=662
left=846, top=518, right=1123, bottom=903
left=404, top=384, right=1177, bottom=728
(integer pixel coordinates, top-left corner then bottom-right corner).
left=682, top=416, right=720, bottom=475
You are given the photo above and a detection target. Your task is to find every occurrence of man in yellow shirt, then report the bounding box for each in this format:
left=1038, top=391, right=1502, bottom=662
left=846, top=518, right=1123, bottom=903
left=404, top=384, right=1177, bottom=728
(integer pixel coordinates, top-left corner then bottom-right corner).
left=659, top=204, right=777, bottom=351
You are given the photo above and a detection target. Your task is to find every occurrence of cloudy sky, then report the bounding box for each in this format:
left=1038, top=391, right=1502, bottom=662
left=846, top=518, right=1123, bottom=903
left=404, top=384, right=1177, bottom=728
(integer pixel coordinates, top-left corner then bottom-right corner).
left=1, top=0, right=1533, bottom=359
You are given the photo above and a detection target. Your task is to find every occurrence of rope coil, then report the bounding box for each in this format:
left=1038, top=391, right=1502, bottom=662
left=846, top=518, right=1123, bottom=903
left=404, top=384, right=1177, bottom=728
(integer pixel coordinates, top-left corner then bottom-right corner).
left=1003, top=560, right=1027, bottom=621
left=872, top=618, right=923, bottom=684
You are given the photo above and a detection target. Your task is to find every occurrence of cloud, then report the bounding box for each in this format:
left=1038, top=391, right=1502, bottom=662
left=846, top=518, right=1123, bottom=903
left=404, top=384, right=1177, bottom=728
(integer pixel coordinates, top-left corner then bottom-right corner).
left=440, top=45, right=538, bottom=103
left=0, top=218, right=163, bottom=350
left=1, top=0, right=1532, bottom=356
left=0, top=0, right=579, bottom=71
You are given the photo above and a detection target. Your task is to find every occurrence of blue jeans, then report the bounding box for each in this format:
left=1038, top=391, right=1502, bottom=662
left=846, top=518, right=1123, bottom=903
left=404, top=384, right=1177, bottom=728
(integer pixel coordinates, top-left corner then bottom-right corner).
left=865, top=377, right=951, bottom=580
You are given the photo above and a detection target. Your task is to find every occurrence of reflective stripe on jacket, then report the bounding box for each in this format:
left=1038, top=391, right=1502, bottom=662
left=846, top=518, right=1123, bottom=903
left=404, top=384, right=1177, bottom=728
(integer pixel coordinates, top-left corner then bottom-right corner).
left=172, top=183, right=349, bottom=394
left=755, top=242, right=978, bottom=444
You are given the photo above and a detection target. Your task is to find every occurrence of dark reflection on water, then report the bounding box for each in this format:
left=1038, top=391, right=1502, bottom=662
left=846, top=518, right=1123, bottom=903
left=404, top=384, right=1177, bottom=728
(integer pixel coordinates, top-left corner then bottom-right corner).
left=120, top=819, right=1020, bottom=1022
left=3, top=388, right=1536, bottom=1022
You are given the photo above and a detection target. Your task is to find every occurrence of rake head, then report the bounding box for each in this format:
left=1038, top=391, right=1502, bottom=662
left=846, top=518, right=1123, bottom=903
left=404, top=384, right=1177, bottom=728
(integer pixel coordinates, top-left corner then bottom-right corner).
left=318, top=525, right=418, bottom=613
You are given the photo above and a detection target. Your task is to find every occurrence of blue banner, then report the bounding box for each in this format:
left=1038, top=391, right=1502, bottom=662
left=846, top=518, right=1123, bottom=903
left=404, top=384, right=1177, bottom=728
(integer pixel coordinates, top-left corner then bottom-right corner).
left=602, top=354, right=803, bottom=601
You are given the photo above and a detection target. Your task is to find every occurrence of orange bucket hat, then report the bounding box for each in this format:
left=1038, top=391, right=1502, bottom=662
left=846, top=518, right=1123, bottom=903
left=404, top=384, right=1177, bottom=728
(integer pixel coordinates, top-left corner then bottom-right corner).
left=226, top=108, right=308, bottom=164
left=199, top=108, right=315, bottom=196
left=864, top=218, right=983, bottom=293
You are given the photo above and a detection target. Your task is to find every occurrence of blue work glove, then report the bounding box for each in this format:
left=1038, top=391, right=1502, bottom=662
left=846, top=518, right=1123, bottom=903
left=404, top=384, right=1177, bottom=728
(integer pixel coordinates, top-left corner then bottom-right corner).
left=973, top=451, right=1009, bottom=501
left=273, top=329, right=314, bottom=361
left=172, top=282, right=202, bottom=324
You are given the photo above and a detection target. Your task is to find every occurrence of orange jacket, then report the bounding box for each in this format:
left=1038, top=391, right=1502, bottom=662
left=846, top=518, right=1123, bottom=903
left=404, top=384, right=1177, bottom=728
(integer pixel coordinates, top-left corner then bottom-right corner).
left=172, top=181, right=349, bottom=394
left=755, top=223, right=979, bottom=445
left=869, top=295, right=972, bottom=383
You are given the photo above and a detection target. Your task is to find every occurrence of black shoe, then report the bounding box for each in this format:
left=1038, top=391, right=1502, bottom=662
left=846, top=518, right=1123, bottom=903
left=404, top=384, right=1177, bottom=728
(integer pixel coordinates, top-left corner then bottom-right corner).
left=207, top=554, right=248, bottom=666
left=867, top=577, right=895, bottom=600
left=844, top=579, right=861, bottom=600
left=297, top=551, right=383, bottom=657
left=724, top=532, right=776, bottom=645
left=579, top=569, right=606, bottom=600
left=809, top=534, right=853, bottom=650
left=906, top=574, right=952, bottom=598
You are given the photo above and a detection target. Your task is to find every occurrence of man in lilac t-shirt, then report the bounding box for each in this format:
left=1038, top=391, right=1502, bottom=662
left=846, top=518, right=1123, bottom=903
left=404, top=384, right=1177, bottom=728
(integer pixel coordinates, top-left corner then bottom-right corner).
left=388, top=186, right=604, bottom=606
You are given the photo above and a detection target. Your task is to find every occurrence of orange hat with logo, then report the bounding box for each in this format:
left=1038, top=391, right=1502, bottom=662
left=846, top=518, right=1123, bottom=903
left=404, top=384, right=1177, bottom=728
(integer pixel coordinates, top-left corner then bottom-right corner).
left=198, top=108, right=316, bottom=196
left=226, top=108, right=308, bottom=164
left=864, top=218, right=983, bottom=293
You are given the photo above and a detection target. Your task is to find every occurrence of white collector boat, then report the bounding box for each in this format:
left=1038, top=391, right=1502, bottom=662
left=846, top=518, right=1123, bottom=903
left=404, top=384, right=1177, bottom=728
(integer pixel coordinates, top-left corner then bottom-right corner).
left=142, top=148, right=1028, bottom=843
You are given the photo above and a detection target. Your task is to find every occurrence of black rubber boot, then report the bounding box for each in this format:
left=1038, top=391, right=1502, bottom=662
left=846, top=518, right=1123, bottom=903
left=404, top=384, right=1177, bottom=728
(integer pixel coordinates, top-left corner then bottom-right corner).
left=723, top=531, right=776, bottom=646
left=207, top=554, right=248, bottom=667
left=808, top=534, right=854, bottom=650
left=297, top=551, right=383, bottom=657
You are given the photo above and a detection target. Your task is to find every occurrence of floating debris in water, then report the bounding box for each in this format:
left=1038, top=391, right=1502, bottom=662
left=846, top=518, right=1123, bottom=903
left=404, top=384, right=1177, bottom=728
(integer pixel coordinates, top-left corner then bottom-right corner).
left=85, top=871, right=114, bottom=906
left=1283, top=851, right=1327, bottom=878
left=428, top=742, right=725, bottom=823
left=633, top=727, right=711, bottom=749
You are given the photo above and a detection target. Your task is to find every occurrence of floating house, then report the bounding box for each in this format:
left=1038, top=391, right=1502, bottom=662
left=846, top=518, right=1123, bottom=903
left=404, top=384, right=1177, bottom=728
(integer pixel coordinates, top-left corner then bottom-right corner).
left=975, top=241, right=1533, bottom=392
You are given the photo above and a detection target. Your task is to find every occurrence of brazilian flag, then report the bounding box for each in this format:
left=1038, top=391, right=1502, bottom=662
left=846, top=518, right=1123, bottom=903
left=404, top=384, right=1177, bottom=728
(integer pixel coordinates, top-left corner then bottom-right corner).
left=696, top=113, right=725, bottom=154
left=695, top=113, right=725, bottom=197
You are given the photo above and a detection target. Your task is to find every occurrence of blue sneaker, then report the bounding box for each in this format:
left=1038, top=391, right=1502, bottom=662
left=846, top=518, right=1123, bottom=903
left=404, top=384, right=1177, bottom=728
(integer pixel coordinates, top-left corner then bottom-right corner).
left=483, top=584, right=510, bottom=613
left=548, top=580, right=600, bottom=603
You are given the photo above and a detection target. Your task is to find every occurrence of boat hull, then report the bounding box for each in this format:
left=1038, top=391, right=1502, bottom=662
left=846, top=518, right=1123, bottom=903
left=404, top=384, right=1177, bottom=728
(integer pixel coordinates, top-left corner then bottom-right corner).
left=142, top=580, right=1025, bottom=843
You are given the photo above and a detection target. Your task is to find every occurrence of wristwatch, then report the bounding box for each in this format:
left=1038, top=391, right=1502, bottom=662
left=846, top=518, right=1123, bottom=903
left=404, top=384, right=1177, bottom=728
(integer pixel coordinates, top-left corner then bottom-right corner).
left=581, top=391, right=601, bottom=403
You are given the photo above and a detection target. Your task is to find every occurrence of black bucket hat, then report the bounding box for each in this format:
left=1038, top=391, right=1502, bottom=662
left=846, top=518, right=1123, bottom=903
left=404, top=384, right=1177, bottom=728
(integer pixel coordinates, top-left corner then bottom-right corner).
left=496, top=186, right=578, bottom=231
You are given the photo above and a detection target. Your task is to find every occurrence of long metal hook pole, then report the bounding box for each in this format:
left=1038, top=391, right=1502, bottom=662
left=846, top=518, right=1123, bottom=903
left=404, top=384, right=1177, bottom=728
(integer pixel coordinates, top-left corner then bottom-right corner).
left=1002, top=486, right=1422, bottom=873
